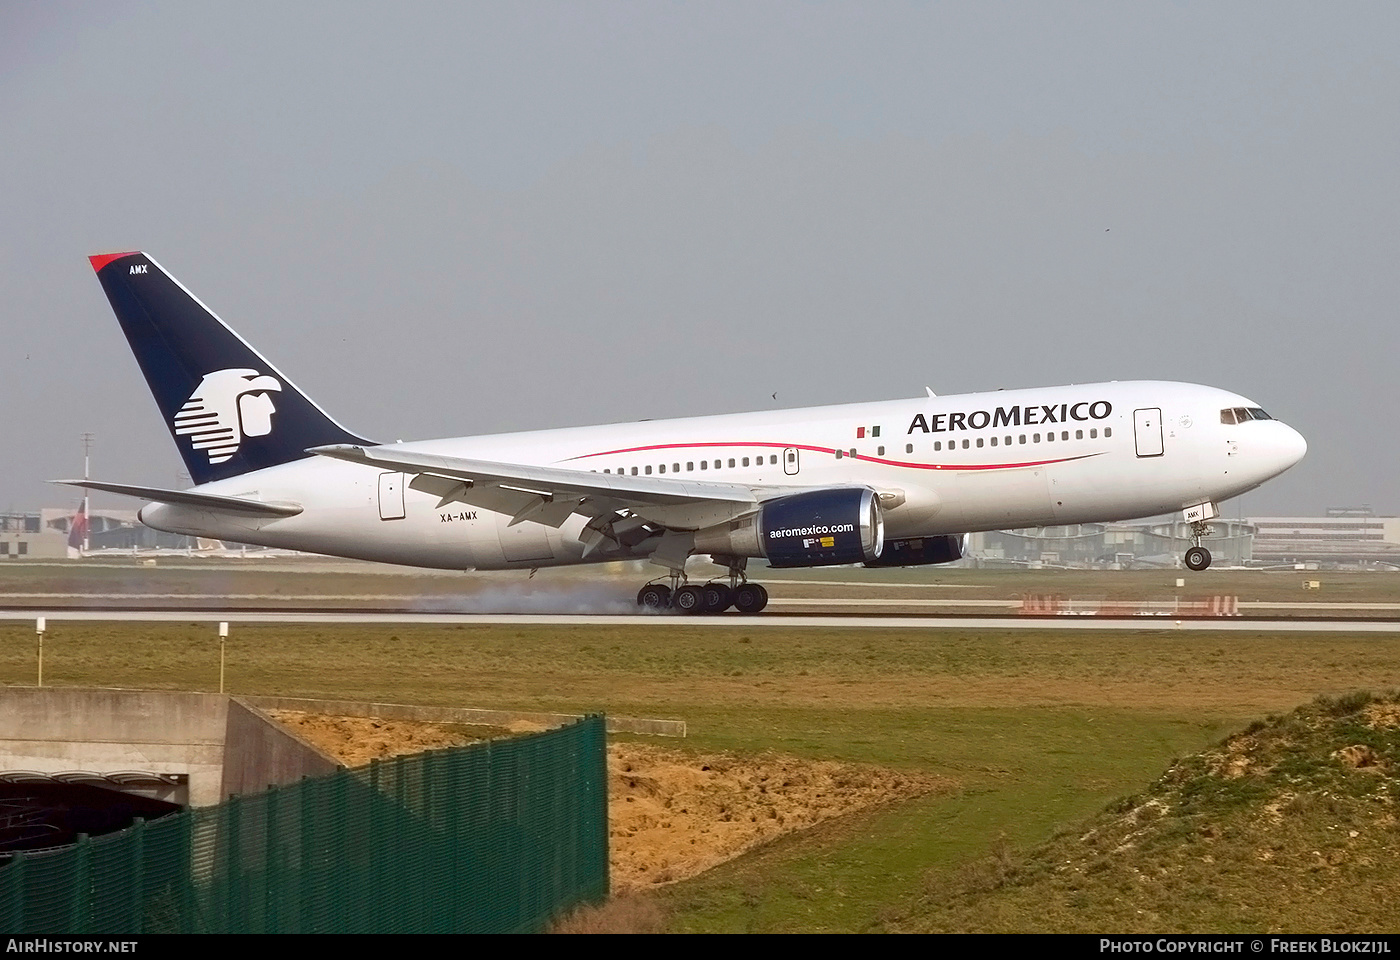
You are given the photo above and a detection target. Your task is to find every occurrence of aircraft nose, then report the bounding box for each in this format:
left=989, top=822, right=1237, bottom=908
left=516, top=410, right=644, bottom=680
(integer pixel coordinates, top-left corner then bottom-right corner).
left=1270, top=422, right=1307, bottom=475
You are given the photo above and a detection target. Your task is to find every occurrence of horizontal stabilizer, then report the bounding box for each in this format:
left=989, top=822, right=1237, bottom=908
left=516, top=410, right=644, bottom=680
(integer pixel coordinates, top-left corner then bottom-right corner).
left=51, top=480, right=303, bottom=517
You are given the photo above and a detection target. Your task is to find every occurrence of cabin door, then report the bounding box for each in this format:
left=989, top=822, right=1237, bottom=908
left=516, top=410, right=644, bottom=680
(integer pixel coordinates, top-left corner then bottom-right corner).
left=1133, top=408, right=1164, bottom=458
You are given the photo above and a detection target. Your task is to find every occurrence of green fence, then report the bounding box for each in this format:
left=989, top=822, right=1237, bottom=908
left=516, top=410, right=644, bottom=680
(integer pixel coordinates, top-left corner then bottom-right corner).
left=0, top=715, right=609, bottom=933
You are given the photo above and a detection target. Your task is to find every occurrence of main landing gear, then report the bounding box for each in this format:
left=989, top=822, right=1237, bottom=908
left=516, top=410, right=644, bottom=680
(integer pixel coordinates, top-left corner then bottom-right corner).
left=1183, top=519, right=1213, bottom=571
left=636, top=558, right=771, bottom=614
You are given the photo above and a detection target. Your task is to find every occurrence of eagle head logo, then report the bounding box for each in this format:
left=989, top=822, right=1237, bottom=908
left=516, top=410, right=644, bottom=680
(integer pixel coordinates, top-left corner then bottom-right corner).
left=172, top=368, right=283, bottom=464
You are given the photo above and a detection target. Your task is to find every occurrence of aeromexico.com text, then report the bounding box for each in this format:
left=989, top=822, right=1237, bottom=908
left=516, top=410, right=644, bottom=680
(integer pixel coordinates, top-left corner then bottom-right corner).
left=908, top=401, right=1112, bottom=435
left=769, top=523, right=855, bottom=540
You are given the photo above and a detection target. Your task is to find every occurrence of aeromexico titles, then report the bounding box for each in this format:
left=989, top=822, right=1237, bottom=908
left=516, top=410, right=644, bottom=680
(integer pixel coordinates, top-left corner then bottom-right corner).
left=61, top=252, right=1307, bottom=614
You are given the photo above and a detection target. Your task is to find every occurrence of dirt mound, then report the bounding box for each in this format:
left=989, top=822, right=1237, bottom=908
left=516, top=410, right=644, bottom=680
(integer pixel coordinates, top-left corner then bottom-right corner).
left=608, top=743, right=948, bottom=890
left=270, top=712, right=949, bottom=891
left=268, top=710, right=510, bottom=766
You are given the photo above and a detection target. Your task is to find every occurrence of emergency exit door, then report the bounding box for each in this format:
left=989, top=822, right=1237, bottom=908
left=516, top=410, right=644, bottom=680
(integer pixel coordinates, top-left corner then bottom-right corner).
left=783, top=447, right=800, bottom=475
left=1133, top=408, right=1164, bottom=458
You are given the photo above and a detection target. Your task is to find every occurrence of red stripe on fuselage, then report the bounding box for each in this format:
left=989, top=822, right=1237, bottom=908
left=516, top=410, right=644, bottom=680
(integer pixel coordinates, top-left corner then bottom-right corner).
left=563, top=440, right=1100, bottom=472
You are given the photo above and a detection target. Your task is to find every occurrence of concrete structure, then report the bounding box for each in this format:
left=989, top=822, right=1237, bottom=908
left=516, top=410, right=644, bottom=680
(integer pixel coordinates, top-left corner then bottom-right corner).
left=0, top=512, right=62, bottom=560
left=0, top=688, right=339, bottom=807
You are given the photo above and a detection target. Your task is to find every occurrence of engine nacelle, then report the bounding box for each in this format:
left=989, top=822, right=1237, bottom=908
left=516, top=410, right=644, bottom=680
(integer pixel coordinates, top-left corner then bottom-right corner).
left=694, top=488, right=884, bottom=568
left=863, top=534, right=965, bottom=567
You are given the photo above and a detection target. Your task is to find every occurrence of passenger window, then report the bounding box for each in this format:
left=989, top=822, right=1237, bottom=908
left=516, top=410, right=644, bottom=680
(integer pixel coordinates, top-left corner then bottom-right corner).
left=835, top=449, right=843, bottom=459
left=729, top=458, right=736, bottom=468
left=1047, top=432, right=1054, bottom=442
left=1076, top=430, right=1083, bottom=439
left=687, top=462, right=694, bottom=471
left=1005, top=436, right=1012, bottom=445
left=877, top=446, right=884, bottom=456
left=770, top=455, right=777, bottom=465
left=989, top=437, right=997, bottom=446
left=631, top=467, right=638, bottom=475
left=934, top=441, right=941, bottom=451
left=976, top=438, right=984, bottom=448
left=1105, top=427, right=1112, bottom=437
left=1062, top=431, right=1069, bottom=441
left=1019, top=434, right=1026, bottom=444
left=700, top=461, right=707, bottom=470
left=961, top=439, right=969, bottom=449
left=1034, top=433, right=1041, bottom=442
left=905, top=443, right=913, bottom=454
left=645, top=465, right=653, bottom=475
left=673, top=463, right=679, bottom=472
left=604, top=469, right=610, bottom=474
left=1090, top=428, right=1097, bottom=439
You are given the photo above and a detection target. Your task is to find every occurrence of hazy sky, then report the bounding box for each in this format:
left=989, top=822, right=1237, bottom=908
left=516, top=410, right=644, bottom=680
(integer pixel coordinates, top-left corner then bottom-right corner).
left=2, top=2, right=1396, bottom=517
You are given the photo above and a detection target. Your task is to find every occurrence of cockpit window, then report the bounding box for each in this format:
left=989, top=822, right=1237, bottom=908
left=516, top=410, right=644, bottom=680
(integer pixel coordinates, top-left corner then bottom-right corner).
left=1221, top=406, right=1274, bottom=424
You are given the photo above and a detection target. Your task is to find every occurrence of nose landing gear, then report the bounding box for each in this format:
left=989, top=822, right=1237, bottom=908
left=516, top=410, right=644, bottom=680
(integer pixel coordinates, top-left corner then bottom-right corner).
left=1183, top=519, right=1213, bottom=571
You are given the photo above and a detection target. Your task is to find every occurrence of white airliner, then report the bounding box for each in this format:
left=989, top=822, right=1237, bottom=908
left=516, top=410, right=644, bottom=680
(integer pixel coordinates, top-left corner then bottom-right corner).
left=61, top=252, right=1306, bottom=614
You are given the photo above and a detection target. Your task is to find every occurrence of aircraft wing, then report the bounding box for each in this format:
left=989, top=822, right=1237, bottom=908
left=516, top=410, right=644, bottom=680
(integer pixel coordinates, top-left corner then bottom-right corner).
left=308, top=443, right=770, bottom=531
left=52, top=480, right=304, bottom=517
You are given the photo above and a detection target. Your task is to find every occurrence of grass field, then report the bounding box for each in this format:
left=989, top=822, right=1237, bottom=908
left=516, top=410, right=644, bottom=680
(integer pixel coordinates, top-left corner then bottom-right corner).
left=2, top=612, right=1396, bottom=931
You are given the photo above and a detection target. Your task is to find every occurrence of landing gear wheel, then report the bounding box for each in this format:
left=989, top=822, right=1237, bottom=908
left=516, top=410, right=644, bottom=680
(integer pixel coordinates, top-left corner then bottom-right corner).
left=1184, top=546, right=1212, bottom=571
left=673, top=584, right=705, bottom=615
left=733, top=582, right=769, bottom=614
left=702, top=583, right=734, bottom=613
left=637, top=584, right=672, bottom=610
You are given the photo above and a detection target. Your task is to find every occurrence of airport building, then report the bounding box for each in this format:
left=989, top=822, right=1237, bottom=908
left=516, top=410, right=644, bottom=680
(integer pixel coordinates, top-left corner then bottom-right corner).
left=1247, top=506, right=1400, bottom=567
left=1, top=507, right=193, bottom=559
left=969, top=506, right=1400, bottom=570
left=971, top=519, right=1256, bottom=569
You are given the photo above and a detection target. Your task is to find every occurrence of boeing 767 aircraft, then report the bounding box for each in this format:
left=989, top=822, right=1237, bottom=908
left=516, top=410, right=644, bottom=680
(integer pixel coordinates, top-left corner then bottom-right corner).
left=60, top=252, right=1306, bottom=614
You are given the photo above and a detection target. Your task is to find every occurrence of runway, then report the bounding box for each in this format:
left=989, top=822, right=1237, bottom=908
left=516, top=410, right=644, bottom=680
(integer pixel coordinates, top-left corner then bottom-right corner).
left=2, top=608, right=1398, bottom=631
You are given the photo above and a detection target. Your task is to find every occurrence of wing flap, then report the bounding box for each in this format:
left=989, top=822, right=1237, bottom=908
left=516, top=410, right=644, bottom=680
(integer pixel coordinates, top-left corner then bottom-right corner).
left=315, top=444, right=775, bottom=531
left=312, top=445, right=759, bottom=506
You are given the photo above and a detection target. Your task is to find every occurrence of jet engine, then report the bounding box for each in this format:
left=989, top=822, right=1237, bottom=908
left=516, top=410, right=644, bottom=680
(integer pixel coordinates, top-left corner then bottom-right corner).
left=693, top=488, right=884, bottom=568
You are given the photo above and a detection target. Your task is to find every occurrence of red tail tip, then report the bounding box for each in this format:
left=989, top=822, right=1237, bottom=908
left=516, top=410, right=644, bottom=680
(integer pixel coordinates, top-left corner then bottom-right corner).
left=88, top=251, right=140, bottom=273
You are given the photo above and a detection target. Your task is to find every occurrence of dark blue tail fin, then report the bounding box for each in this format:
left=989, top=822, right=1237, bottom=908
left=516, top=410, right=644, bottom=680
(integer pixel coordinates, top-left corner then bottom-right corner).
left=90, top=252, right=373, bottom=485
